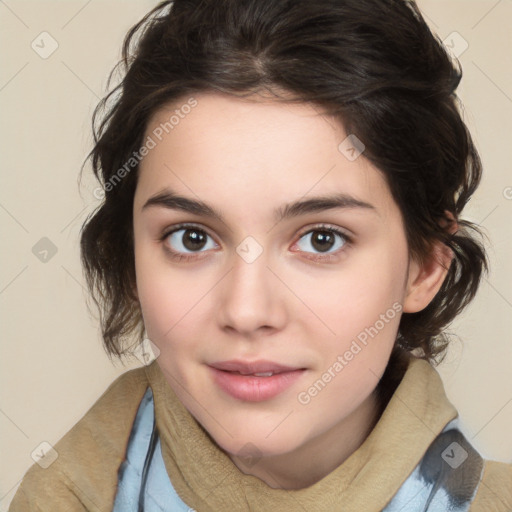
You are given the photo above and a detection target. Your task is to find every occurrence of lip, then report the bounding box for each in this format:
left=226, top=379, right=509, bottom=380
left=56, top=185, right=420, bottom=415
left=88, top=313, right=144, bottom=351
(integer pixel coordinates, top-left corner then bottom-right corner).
left=208, top=360, right=307, bottom=402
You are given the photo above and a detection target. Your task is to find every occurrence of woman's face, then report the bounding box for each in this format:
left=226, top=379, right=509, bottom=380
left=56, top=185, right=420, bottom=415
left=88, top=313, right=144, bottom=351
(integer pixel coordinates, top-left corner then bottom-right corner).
left=132, top=91, right=434, bottom=481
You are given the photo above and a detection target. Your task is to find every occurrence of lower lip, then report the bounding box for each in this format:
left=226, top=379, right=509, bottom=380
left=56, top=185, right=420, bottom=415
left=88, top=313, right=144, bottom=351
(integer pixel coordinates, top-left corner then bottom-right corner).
left=209, top=367, right=306, bottom=402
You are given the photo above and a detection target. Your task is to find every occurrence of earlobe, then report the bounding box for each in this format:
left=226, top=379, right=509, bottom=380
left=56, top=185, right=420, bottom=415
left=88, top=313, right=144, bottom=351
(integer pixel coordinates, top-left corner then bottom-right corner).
left=403, top=213, right=458, bottom=313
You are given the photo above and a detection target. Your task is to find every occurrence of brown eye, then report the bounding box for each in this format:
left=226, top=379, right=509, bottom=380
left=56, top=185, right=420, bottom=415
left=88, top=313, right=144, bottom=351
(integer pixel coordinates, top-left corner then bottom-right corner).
left=165, top=226, right=216, bottom=254
left=182, top=229, right=208, bottom=251
left=295, top=227, right=348, bottom=255
left=310, top=231, right=336, bottom=252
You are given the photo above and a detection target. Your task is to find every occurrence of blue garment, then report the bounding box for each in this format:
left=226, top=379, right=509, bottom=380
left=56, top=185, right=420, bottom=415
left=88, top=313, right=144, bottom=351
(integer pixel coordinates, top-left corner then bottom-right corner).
left=113, top=387, right=484, bottom=511
left=112, top=388, right=194, bottom=511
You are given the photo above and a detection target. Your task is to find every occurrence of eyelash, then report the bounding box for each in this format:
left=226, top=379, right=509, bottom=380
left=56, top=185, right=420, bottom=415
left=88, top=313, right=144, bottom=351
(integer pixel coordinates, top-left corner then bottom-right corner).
left=158, top=223, right=353, bottom=263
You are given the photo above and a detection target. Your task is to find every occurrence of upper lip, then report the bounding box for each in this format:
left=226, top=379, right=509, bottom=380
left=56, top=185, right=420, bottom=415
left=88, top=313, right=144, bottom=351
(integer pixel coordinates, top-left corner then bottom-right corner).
left=208, top=360, right=304, bottom=375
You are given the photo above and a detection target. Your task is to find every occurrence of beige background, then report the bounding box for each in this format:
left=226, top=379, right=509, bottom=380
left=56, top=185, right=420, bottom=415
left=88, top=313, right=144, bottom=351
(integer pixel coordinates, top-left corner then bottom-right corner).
left=1, top=0, right=511, bottom=508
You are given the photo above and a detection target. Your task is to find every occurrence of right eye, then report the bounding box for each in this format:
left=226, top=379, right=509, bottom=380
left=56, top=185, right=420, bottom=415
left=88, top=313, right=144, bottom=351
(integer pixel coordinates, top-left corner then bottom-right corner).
left=161, top=224, right=218, bottom=260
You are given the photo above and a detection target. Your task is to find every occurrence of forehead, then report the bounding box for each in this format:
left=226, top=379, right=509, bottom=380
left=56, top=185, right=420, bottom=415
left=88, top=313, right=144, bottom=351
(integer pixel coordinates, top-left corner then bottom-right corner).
left=135, top=92, right=396, bottom=222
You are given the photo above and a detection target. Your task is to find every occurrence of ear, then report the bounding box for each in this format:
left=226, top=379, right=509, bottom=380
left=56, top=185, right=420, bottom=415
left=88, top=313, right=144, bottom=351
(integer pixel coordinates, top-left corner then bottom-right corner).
left=402, top=212, right=457, bottom=314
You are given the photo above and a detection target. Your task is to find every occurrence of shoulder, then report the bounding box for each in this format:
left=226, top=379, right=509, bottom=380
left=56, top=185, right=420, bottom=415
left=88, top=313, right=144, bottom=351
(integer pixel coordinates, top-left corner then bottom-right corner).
left=469, top=459, right=512, bottom=512
left=9, top=365, right=150, bottom=512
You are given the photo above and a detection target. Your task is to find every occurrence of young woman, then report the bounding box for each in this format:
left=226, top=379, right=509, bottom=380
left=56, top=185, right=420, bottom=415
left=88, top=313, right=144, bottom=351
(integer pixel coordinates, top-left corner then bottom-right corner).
left=10, top=0, right=511, bottom=510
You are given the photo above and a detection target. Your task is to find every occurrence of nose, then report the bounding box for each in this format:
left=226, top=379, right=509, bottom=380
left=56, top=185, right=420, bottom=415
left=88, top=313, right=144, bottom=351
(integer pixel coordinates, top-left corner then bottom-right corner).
left=217, top=246, right=287, bottom=337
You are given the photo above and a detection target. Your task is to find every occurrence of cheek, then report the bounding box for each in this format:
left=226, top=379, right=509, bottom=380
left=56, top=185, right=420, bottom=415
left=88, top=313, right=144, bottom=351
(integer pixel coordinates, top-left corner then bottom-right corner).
left=134, top=244, right=219, bottom=367
left=294, top=250, right=405, bottom=337
left=291, top=245, right=407, bottom=388
left=137, top=275, right=195, bottom=342
left=134, top=242, right=190, bottom=346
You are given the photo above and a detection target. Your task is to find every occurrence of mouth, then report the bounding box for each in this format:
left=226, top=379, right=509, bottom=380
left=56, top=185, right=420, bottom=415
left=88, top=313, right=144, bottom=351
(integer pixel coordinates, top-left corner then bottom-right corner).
left=209, top=359, right=304, bottom=375
left=208, top=360, right=307, bottom=402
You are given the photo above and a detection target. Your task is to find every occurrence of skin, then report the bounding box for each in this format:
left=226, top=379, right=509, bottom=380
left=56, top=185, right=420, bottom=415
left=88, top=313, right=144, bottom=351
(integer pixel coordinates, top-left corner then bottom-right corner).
left=132, top=91, right=454, bottom=490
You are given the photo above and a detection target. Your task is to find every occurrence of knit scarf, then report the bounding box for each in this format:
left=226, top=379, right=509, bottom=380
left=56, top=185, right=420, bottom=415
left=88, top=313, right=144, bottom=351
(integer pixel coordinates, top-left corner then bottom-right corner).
left=113, top=357, right=484, bottom=511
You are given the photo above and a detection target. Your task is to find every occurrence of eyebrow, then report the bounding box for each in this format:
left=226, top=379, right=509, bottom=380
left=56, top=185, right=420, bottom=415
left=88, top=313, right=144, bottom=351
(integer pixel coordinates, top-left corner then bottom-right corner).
left=141, top=188, right=377, bottom=222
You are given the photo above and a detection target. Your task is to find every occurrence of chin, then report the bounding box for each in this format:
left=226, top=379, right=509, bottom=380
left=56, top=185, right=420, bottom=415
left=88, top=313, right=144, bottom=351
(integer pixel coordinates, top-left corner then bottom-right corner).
left=203, top=419, right=308, bottom=460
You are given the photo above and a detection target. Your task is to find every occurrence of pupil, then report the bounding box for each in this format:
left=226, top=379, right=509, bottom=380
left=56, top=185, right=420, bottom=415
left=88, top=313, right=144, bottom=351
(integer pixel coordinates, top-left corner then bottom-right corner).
left=183, top=229, right=206, bottom=251
left=312, top=231, right=334, bottom=252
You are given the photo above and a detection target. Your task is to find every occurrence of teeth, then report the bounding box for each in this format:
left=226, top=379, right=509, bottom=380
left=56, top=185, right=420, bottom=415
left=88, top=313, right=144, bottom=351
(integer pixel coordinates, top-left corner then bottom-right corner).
left=252, top=372, right=274, bottom=377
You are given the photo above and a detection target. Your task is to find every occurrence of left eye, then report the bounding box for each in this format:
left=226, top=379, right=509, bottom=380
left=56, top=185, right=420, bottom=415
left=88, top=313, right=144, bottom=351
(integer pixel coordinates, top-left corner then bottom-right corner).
left=295, top=228, right=348, bottom=254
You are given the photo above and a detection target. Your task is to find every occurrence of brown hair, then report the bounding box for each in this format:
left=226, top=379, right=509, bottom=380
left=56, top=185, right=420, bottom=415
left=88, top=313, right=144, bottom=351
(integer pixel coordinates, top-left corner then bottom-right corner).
left=80, top=0, right=488, bottom=369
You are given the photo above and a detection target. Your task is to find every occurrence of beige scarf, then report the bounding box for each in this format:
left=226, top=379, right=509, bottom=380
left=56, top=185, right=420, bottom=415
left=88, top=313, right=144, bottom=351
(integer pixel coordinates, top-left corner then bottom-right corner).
left=145, top=357, right=458, bottom=512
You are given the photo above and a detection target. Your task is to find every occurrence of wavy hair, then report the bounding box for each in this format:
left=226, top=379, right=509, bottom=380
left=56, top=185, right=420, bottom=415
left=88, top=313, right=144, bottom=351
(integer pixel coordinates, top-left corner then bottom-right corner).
left=80, top=0, right=488, bottom=371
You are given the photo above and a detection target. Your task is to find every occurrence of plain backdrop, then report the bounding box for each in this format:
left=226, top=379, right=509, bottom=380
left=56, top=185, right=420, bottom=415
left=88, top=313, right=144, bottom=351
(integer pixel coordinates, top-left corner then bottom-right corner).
left=1, top=0, right=511, bottom=508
